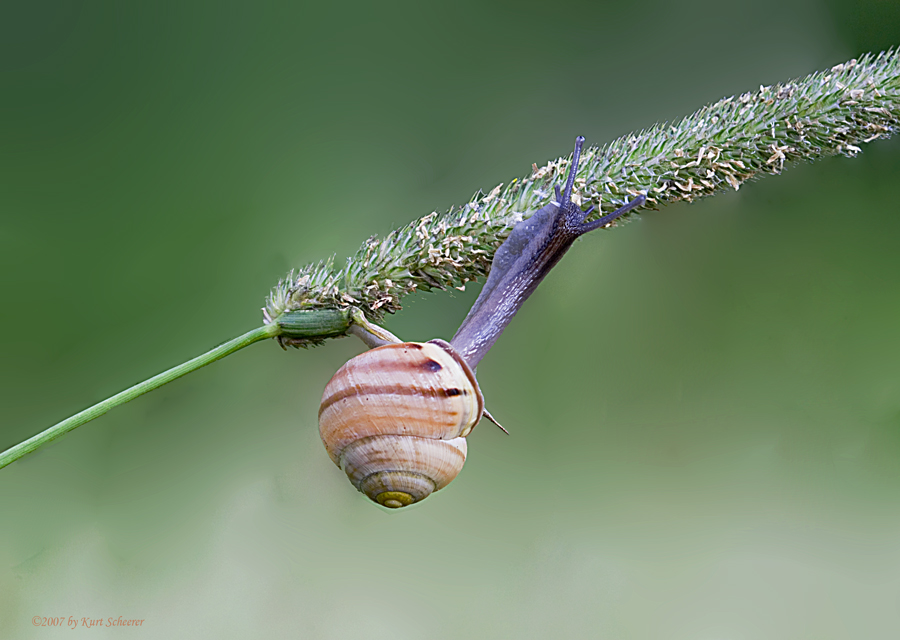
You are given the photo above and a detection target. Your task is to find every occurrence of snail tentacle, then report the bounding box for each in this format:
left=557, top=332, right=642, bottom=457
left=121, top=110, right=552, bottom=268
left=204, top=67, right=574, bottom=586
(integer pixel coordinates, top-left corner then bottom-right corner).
left=577, top=195, right=646, bottom=234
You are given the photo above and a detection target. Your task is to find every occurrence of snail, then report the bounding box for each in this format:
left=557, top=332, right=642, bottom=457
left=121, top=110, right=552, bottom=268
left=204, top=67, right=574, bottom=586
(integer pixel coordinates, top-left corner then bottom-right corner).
left=319, top=136, right=646, bottom=508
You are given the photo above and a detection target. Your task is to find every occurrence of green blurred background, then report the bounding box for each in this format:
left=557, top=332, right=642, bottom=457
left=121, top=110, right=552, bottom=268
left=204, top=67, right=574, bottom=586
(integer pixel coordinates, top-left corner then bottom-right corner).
left=2, top=1, right=900, bottom=638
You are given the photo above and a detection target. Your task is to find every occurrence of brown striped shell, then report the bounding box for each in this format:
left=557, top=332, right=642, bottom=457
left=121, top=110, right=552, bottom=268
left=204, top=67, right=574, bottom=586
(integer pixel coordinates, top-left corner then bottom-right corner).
left=319, top=340, right=483, bottom=508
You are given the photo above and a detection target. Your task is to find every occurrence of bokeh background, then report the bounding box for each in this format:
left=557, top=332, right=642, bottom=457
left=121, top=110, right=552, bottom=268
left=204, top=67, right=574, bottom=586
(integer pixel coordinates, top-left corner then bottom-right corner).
left=2, top=1, right=900, bottom=638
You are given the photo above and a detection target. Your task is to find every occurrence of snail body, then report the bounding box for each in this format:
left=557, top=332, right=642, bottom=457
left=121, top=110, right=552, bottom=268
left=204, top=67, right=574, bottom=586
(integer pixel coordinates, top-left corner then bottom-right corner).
left=319, top=137, right=646, bottom=508
left=319, top=339, right=483, bottom=508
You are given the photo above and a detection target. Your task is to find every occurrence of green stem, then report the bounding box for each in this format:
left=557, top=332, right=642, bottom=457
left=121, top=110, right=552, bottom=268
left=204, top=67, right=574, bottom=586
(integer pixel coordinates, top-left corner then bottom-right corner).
left=0, top=323, right=281, bottom=470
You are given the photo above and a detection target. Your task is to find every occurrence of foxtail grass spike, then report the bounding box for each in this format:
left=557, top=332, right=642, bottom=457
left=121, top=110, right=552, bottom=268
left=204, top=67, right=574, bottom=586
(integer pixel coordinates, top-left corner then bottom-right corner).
left=266, top=49, right=900, bottom=337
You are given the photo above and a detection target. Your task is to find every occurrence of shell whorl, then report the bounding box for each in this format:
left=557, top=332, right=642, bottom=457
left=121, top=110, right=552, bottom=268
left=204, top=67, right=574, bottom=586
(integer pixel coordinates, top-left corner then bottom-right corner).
left=318, top=340, right=483, bottom=508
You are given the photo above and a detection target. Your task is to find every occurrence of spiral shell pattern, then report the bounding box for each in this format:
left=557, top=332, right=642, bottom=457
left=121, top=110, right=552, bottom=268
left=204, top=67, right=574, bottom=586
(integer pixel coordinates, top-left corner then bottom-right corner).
left=319, top=340, right=483, bottom=508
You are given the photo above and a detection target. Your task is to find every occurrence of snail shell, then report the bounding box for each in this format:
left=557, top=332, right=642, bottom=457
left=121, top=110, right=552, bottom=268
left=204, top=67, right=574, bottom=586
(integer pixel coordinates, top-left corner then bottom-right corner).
left=318, top=339, right=484, bottom=508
